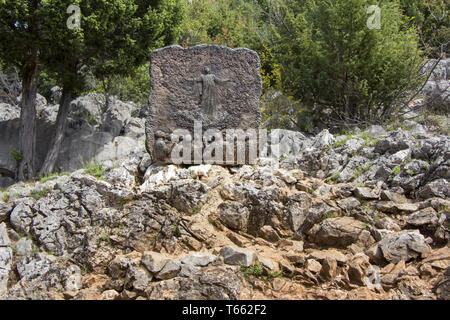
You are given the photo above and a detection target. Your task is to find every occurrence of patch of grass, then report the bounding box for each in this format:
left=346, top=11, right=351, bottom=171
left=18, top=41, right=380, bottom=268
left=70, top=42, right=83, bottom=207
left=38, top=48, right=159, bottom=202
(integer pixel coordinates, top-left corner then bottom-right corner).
left=2, top=192, right=9, bottom=203
left=30, top=187, right=51, bottom=200
left=98, top=233, right=111, bottom=245
left=352, top=163, right=372, bottom=181
left=119, top=225, right=126, bottom=230
left=393, top=166, right=401, bottom=176
left=119, top=199, right=131, bottom=211
left=326, top=171, right=340, bottom=184
left=437, top=204, right=449, bottom=213
left=266, top=270, right=283, bottom=280
left=328, top=135, right=354, bottom=151
left=39, top=172, right=70, bottom=183
left=241, top=263, right=264, bottom=277
left=360, top=133, right=379, bottom=148
left=84, top=162, right=105, bottom=179
left=406, top=169, right=415, bottom=176
left=308, top=187, right=316, bottom=194
left=83, top=112, right=97, bottom=126
left=191, top=205, right=202, bottom=215
left=373, top=215, right=380, bottom=224
left=172, top=225, right=179, bottom=236
left=207, top=215, right=215, bottom=225
left=81, top=265, right=91, bottom=276
left=325, top=212, right=338, bottom=219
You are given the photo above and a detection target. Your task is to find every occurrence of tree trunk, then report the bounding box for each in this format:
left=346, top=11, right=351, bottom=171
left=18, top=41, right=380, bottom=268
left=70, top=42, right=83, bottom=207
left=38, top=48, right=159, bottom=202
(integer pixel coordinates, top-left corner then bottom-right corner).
left=17, top=61, right=38, bottom=181
left=39, top=87, right=73, bottom=176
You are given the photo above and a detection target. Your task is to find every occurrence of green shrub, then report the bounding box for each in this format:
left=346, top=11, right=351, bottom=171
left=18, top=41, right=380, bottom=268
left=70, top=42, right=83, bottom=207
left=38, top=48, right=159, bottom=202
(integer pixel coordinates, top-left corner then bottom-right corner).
left=241, top=263, right=264, bottom=277
left=83, top=163, right=105, bottom=179
left=10, top=149, right=23, bottom=164
left=270, top=0, right=424, bottom=126
left=30, top=187, right=51, bottom=200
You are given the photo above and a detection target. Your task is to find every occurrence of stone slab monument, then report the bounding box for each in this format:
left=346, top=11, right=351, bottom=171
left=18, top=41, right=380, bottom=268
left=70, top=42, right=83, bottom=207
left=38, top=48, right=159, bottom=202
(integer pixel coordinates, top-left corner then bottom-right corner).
left=145, top=45, right=262, bottom=165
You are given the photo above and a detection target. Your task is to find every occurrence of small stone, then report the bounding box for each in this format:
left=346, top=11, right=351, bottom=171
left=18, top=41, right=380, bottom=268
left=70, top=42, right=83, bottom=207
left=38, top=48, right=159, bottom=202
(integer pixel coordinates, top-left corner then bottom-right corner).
left=308, top=249, right=348, bottom=265
left=100, top=290, right=119, bottom=300
left=320, top=258, right=337, bottom=280
left=65, top=265, right=82, bottom=291
left=407, top=207, right=438, bottom=227
left=258, top=225, right=280, bottom=243
left=306, top=259, right=322, bottom=274
left=156, top=259, right=181, bottom=280
left=15, top=238, right=33, bottom=256
left=258, top=257, right=276, bottom=271
left=0, top=223, right=10, bottom=247
left=355, top=187, right=379, bottom=200
left=179, top=264, right=200, bottom=277
left=220, top=246, right=257, bottom=267
left=141, top=251, right=170, bottom=274
left=180, top=252, right=217, bottom=267
left=337, top=197, right=361, bottom=211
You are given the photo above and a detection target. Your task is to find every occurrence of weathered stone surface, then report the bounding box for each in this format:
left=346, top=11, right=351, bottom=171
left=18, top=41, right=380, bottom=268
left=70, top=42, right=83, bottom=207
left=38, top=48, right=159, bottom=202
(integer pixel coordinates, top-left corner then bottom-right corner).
left=145, top=45, right=261, bottom=165
left=146, top=267, right=242, bottom=300
left=15, top=238, right=33, bottom=256
left=407, top=207, right=439, bottom=227
left=156, top=259, right=181, bottom=280
left=220, top=246, right=256, bottom=267
left=308, top=217, right=374, bottom=248
left=218, top=201, right=249, bottom=231
left=258, top=225, right=280, bottom=243
left=180, top=252, right=217, bottom=267
left=0, top=202, right=12, bottom=223
left=354, top=187, right=379, bottom=200
left=141, top=251, right=170, bottom=274
left=379, top=231, right=431, bottom=263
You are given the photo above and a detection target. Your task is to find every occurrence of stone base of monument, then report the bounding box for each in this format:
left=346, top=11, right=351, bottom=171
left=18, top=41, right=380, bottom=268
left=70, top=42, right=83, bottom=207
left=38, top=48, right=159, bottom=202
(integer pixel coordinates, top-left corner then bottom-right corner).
left=145, top=45, right=262, bottom=166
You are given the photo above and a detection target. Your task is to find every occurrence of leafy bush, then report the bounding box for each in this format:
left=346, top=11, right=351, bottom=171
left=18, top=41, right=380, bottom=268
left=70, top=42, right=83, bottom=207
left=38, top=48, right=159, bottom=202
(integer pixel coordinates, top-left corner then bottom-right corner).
left=269, top=0, right=425, bottom=126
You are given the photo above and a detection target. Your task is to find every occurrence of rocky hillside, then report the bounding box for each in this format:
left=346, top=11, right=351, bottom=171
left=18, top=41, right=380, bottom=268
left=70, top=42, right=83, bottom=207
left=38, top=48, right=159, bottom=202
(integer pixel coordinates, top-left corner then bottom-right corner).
left=0, top=120, right=448, bottom=300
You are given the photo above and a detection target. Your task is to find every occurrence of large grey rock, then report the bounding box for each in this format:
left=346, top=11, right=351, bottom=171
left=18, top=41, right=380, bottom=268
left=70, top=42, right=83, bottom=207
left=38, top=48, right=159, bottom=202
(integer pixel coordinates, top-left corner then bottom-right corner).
left=146, top=266, right=242, bottom=300
left=406, top=207, right=439, bottom=227
left=220, top=246, right=257, bottom=267
left=0, top=202, right=12, bottom=223
left=15, top=238, right=33, bottom=256
left=0, top=103, right=20, bottom=121
left=10, top=202, right=34, bottom=233
left=180, top=252, right=217, bottom=267
left=156, top=259, right=181, bottom=280
left=308, top=217, right=374, bottom=248
left=374, top=129, right=412, bottom=154
left=378, top=231, right=431, bottom=263
left=0, top=246, right=12, bottom=296
left=70, top=93, right=105, bottom=125
left=218, top=201, right=249, bottom=231
left=417, top=179, right=449, bottom=199
left=0, top=223, right=10, bottom=247
left=145, top=45, right=261, bottom=165
left=101, top=100, right=135, bottom=136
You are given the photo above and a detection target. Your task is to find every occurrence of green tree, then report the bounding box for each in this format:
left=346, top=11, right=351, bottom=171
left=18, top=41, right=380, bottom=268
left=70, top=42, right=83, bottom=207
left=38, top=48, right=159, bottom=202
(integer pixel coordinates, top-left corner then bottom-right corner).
left=269, top=0, right=424, bottom=127
left=0, top=0, right=185, bottom=179
left=84, top=0, right=185, bottom=109
left=0, top=1, right=54, bottom=180
left=398, top=0, right=449, bottom=57
left=40, top=0, right=185, bottom=176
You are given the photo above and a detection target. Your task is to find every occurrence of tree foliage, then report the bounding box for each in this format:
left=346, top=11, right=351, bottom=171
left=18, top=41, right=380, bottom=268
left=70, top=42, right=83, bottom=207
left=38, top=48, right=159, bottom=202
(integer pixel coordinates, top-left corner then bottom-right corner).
left=266, top=0, right=425, bottom=126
